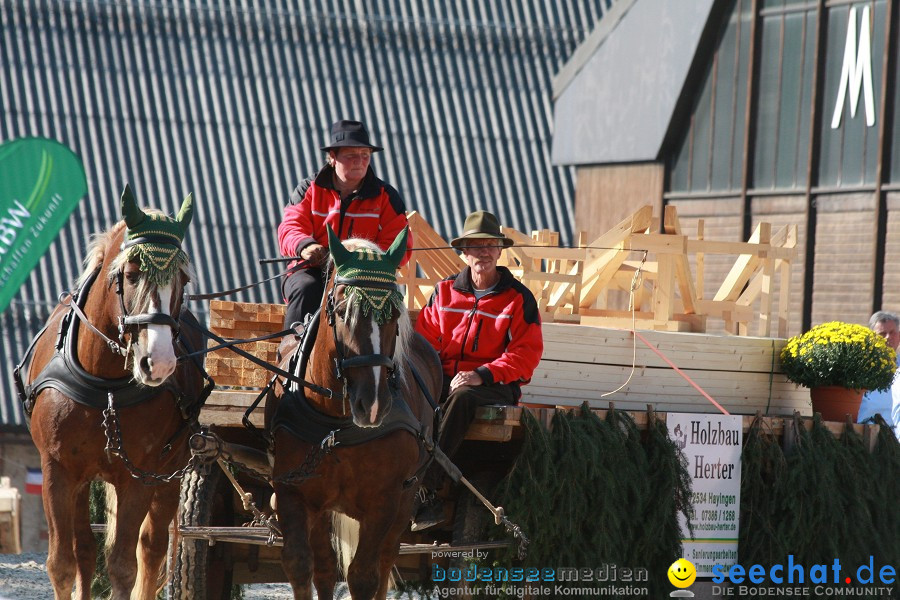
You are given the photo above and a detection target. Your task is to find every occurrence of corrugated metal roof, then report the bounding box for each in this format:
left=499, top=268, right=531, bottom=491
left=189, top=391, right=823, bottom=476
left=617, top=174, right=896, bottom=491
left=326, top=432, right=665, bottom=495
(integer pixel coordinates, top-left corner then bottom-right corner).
left=0, top=0, right=611, bottom=429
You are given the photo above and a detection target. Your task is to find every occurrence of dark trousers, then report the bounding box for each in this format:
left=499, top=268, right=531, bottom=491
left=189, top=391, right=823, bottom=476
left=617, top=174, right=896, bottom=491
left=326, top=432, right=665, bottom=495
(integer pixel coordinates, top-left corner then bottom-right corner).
left=424, top=376, right=517, bottom=490
left=282, top=267, right=325, bottom=328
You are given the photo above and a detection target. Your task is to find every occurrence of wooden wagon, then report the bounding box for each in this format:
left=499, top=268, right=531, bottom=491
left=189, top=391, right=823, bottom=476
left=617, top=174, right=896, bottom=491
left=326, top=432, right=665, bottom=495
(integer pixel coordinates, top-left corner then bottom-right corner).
left=166, top=207, right=842, bottom=597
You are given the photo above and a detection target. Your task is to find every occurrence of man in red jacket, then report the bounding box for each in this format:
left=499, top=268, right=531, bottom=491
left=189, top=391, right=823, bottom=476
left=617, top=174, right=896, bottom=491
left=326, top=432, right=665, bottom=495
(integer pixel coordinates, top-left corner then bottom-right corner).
left=278, top=119, right=413, bottom=328
left=412, top=210, right=543, bottom=530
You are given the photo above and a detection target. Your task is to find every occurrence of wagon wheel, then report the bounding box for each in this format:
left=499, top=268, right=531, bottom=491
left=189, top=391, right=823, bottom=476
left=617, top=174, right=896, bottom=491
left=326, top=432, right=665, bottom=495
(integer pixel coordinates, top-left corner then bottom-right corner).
left=166, top=461, right=235, bottom=600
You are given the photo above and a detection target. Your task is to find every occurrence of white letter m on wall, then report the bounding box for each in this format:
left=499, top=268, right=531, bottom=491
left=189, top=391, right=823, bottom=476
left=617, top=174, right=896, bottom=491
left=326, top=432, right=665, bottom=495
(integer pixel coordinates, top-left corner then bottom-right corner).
left=831, top=6, right=875, bottom=129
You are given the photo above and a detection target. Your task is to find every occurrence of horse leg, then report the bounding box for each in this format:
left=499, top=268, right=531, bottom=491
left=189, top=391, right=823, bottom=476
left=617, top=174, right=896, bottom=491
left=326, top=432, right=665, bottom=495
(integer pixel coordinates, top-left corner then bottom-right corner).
left=375, top=489, right=418, bottom=599
left=132, top=483, right=179, bottom=600
left=106, top=482, right=154, bottom=600
left=41, top=461, right=79, bottom=599
left=309, top=512, right=338, bottom=600
left=347, top=499, right=410, bottom=600
left=277, top=486, right=316, bottom=600
left=71, top=483, right=97, bottom=600
left=374, top=509, right=416, bottom=599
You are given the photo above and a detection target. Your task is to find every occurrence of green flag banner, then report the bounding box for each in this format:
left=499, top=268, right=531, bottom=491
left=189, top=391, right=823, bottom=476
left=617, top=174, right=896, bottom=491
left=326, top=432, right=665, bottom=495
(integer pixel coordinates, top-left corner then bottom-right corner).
left=0, top=138, right=87, bottom=314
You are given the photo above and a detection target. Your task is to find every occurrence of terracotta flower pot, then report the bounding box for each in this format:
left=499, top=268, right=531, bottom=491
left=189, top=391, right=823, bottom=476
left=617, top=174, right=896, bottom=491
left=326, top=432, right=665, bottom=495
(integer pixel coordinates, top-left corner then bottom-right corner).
left=809, top=386, right=865, bottom=421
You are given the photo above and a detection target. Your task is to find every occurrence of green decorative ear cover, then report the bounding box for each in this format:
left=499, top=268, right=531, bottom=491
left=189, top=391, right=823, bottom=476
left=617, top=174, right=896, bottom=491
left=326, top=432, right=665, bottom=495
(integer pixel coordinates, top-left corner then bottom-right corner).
left=120, top=185, right=193, bottom=286
left=328, top=225, right=407, bottom=325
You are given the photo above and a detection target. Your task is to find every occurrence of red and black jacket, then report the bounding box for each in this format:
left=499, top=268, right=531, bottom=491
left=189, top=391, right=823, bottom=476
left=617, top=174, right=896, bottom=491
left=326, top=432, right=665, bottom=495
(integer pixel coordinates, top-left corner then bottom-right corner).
left=415, top=267, right=543, bottom=389
left=278, top=165, right=413, bottom=266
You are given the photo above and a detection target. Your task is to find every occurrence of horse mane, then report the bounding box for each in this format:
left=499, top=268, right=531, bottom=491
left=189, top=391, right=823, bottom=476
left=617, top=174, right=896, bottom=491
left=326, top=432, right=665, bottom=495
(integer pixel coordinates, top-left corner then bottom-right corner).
left=75, top=214, right=194, bottom=314
left=330, top=238, right=412, bottom=380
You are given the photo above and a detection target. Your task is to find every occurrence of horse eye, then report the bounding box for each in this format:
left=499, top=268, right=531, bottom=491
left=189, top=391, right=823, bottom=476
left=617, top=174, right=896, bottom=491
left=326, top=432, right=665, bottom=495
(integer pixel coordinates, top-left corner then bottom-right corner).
left=125, top=271, right=141, bottom=284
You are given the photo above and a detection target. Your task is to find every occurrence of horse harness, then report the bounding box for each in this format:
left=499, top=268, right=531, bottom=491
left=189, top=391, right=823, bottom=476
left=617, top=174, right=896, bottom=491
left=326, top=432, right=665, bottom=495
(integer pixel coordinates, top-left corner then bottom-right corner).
left=267, top=274, right=438, bottom=485
left=13, top=264, right=214, bottom=482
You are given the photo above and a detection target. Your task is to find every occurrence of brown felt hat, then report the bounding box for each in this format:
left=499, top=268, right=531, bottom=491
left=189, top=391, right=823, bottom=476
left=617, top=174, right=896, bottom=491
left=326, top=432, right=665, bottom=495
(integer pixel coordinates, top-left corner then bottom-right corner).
left=320, top=120, right=383, bottom=152
left=450, top=210, right=514, bottom=249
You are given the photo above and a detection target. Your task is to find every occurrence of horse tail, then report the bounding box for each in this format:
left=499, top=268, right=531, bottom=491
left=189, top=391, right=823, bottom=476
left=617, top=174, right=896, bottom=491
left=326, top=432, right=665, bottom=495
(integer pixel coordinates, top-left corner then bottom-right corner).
left=330, top=512, right=396, bottom=590
left=330, top=512, right=359, bottom=579
left=104, top=482, right=117, bottom=556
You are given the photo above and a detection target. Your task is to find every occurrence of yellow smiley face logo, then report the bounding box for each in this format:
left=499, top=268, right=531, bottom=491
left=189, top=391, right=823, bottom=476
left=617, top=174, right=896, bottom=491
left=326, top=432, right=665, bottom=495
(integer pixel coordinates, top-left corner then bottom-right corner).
left=667, top=558, right=697, bottom=588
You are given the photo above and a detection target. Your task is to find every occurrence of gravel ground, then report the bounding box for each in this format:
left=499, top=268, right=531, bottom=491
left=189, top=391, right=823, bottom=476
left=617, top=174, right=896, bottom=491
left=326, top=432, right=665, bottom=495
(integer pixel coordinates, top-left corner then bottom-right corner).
left=0, top=554, right=423, bottom=599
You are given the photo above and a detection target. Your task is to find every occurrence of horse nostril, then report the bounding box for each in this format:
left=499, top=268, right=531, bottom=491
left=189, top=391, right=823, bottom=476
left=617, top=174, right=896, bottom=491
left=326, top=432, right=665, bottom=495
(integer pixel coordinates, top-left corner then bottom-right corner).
left=140, top=356, right=152, bottom=375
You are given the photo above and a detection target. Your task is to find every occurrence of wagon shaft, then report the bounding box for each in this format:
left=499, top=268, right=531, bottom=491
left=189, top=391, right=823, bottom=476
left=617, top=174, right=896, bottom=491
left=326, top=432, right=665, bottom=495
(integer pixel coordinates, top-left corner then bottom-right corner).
left=189, top=431, right=273, bottom=479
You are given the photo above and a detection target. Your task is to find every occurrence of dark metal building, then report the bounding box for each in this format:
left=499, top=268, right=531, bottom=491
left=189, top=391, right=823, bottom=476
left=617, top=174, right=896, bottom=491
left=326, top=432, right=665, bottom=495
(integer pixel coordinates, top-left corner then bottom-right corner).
left=0, top=1, right=612, bottom=429
left=554, top=0, right=900, bottom=336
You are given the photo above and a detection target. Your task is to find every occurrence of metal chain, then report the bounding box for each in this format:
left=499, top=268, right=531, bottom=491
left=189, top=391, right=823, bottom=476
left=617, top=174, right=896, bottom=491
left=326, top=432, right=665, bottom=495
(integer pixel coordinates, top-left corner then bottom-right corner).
left=271, top=433, right=336, bottom=485
left=188, top=428, right=335, bottom=486
left=102, top=392, right=198, bottom=485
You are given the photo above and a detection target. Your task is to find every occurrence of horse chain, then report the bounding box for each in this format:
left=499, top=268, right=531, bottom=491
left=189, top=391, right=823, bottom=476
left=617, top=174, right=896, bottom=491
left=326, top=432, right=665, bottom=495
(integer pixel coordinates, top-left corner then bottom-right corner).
left=102, top=392, right=198, bottom=485
left=271, top=439, right=333, bottom=485
left=189, top=428, right=335, bottom=486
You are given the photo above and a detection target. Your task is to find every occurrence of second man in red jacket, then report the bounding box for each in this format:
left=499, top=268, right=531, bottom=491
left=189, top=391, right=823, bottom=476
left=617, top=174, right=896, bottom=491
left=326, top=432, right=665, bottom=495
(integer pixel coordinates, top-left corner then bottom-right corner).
left=412, top=210, right=543, bottom=530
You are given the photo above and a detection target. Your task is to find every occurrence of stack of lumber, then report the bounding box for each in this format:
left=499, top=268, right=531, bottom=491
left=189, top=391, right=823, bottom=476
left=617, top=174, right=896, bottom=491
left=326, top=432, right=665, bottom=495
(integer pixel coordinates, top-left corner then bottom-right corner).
left=523, top=322, right=810, bottom=416
left=205, top=300, right=285, bottom=387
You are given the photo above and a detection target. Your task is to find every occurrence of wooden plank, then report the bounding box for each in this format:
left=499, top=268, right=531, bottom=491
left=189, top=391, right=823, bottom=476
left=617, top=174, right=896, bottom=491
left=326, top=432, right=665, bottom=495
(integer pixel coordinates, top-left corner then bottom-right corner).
left=664, top=205, right=698, bottom=315
left=711, top=222, right=770, bottom=303
left=580, top=206, right=653, bottom=307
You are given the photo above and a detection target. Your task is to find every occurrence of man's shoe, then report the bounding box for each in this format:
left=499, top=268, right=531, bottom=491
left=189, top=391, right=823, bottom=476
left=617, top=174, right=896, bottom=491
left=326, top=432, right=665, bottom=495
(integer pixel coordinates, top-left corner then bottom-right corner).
left=410, top=501, right=446, bottom=532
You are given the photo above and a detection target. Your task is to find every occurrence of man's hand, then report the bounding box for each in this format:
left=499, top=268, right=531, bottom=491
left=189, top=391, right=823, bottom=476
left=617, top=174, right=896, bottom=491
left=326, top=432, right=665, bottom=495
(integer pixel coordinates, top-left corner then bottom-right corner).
left=450, top=370, right=483, bottom=392
left=300, top=243, right=328, bottom=266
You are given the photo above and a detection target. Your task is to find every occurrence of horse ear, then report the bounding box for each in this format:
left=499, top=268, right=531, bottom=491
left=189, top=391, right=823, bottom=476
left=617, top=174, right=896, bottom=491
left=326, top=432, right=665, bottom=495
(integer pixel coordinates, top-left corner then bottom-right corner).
left=384, top=226, right=409, bottom=270
left=121, top=184, right=146, bottom=229
left=176, top=192, right=194, bottom=234
left=327, top=224, right=352, bottom=267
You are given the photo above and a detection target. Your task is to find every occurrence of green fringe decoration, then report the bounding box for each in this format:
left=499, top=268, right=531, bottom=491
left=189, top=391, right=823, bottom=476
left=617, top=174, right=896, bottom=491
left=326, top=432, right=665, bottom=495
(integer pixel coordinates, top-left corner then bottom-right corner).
left=125, top=243, right=188, bottom=287
left=346, top=285, right=404, bottom=326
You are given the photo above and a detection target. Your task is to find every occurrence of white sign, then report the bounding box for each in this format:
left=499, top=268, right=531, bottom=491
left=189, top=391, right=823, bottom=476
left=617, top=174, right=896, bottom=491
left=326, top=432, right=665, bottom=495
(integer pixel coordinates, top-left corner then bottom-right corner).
left=831, top=5, right=875, bottom=129
left=668, top=413, right=742, bottom=577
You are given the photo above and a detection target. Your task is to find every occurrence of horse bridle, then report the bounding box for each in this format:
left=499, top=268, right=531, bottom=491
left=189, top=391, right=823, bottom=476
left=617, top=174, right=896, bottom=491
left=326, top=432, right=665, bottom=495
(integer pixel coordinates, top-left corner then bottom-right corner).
left=113, top=268, right=182, bottom=347
left=326, top=275, right=402, bottom=401
left=64, top=239, right=184, bottom=358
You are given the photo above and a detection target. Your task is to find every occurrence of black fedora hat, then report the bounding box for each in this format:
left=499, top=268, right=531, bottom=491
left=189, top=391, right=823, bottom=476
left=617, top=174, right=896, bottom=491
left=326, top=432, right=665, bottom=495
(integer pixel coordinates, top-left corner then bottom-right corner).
left=320, top=119, right=383, bottom=152
left=450, top=210, right=514, bottom=249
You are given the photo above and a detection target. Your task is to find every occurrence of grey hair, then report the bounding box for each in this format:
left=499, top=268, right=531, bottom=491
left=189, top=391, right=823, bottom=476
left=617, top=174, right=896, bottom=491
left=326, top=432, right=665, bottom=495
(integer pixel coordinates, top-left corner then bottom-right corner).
left=869, top=311, right=900, bottom=330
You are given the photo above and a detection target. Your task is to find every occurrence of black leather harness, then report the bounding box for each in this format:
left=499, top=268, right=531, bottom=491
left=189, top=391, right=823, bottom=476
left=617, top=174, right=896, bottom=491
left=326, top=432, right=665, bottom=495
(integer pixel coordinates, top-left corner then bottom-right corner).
left=13, top=267, right=211, bottom=428
left=268, top=300, right=437, bottom=454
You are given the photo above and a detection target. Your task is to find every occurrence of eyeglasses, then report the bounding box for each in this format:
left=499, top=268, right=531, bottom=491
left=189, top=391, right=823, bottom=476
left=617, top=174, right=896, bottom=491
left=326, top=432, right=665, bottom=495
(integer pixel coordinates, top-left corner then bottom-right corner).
left=460, top=243, right=503, bottom=252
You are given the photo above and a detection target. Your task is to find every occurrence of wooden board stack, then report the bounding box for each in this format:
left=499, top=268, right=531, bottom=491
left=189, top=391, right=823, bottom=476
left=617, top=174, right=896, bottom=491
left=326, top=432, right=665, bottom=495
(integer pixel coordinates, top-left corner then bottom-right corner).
left=205, top=300, right=286, bottom=387
left=523, top=323, right=811, bottom=416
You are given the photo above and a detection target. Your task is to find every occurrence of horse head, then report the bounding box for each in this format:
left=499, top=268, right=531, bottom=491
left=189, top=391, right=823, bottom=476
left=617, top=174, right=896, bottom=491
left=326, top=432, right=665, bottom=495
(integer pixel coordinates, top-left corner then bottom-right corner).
left=323, top=225, right=409, bottom=427
left=106, top=184, right=194, bottom=385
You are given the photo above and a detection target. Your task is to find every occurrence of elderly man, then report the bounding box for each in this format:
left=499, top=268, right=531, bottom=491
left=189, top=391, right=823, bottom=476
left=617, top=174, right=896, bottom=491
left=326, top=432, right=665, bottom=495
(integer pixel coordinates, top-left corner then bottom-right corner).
left=411, top=210, right=543, bottom=530
left=858, top=311, right=900, bottom=431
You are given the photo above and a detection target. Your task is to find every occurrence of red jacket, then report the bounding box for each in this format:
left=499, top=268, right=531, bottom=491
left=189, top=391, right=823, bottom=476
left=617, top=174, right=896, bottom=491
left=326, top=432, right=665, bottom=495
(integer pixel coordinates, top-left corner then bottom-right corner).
left=278, top=165, right=413, bottom=265
left=415, top=267, right=543, bottom=387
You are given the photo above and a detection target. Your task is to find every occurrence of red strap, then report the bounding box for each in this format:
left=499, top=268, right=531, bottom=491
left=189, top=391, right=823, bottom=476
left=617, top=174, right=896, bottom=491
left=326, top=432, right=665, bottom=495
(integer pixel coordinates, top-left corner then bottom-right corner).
left=632, top=330, right=730, bottom=415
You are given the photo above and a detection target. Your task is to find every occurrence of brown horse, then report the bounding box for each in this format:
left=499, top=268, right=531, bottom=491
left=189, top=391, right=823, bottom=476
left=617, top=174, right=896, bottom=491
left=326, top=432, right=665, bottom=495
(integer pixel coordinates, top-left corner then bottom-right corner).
left=266, top=227, right=443, bottom=599
left=17, top=187, right=207, bottom=600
